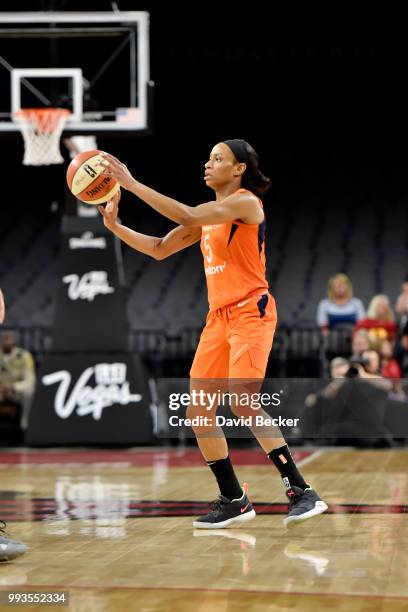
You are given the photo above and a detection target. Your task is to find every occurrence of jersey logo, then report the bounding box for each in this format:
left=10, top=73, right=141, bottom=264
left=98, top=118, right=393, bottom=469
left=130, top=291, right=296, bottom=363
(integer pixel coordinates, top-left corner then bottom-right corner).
left=204, top=262, right=226, bottom=276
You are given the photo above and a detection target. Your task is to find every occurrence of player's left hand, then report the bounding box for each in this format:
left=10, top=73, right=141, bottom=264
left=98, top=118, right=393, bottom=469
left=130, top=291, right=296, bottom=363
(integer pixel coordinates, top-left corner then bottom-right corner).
left=98, top=152, right=135, bottom=191
left=98, top=189, right=121, bottom=230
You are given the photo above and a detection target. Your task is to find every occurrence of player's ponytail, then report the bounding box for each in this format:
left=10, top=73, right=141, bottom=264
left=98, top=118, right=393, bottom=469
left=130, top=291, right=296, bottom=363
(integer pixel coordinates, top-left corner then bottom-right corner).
left=243, top=168, right=271, bottom=196
left=223, top=139, right=271, bottom=198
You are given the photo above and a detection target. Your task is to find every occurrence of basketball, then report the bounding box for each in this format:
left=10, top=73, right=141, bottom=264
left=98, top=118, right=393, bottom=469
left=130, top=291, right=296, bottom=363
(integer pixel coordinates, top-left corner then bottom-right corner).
left=66, top=149, right=120, bottom=205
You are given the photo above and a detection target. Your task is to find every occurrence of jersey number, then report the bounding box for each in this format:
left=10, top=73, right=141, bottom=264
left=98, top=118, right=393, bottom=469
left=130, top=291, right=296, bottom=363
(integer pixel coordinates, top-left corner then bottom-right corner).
left=204, top=233, right=212, bottom=263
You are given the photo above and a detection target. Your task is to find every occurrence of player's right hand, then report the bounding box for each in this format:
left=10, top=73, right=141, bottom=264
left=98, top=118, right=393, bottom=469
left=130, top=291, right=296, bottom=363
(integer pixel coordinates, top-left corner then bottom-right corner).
left=98, top=189, right=121, bottom=230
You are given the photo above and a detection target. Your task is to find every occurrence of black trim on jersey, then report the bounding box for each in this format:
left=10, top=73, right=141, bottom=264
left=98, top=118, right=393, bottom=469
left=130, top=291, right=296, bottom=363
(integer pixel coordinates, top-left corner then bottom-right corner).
left=257, top=294, right=268, bottom=318
left=257, top=220, right=266, bottom=253
left=227, top=223, right=239, bottom=246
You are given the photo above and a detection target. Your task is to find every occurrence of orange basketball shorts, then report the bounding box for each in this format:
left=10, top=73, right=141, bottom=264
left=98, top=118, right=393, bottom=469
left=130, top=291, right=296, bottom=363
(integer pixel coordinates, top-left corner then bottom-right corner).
left=190, top=292, right=277, bottom=379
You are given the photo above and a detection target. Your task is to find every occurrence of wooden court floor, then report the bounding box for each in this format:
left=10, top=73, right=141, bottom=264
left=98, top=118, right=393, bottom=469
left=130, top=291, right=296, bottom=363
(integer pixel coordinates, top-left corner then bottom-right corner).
left=0, top=446, right=407, bottom=611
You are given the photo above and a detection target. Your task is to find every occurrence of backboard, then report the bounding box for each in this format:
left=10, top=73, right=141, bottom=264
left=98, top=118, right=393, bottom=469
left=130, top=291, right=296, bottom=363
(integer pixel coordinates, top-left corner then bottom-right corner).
left=0, top=11, right=152, bottom=135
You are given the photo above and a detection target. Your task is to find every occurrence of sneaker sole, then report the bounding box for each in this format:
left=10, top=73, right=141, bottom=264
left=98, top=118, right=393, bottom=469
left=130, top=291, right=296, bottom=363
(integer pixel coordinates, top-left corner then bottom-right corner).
left=0, top=548, right=27, bottom=562
left=283, top=501, right=328, bottom=527
left=193, top=509, right=256, bottom=529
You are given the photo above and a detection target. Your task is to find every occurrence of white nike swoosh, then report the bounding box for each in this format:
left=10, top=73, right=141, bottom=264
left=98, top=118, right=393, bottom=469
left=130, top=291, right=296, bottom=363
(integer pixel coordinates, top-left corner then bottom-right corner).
left=237, top=299, right=251, bottom=307
left=0, top=544, right=7, bottom=550
left=232, top=344, right=249, bottom=361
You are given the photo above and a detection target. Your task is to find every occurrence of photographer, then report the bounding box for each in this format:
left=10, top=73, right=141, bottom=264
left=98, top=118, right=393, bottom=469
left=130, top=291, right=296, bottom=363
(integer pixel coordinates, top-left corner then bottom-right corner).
left=305, top=353, right=391, bottom=408
left=344, top=350, right=392, bottom=391
left=304, top=352, right=393, bottom=446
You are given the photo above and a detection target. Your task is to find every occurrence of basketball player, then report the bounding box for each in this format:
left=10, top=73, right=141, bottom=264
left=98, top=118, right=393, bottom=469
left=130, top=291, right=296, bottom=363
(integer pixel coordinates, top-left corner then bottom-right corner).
left=98, top=140, right=328, bottom=528
left=0, top=288, right=28, bottom=560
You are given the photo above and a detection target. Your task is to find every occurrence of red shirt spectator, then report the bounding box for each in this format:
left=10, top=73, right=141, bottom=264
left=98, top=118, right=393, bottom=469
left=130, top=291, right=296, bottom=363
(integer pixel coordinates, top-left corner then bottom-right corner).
left=354, top=294, right=397, bottom=344
left=379, top=339, right=401, bottom=379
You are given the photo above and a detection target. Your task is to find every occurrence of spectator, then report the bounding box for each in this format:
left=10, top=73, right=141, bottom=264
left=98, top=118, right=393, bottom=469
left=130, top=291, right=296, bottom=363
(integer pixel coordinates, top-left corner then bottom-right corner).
left=379, top=339, right=401, bottom=380
left=317, top=273, right=365, bottom=333
left=355, top=294, right=397, bottom=347
left=351, top=329, right=372, bottom=356
left=360, top=349, right=382, bottom=376
left=378, top=339, right=405, bottom=402
left=330, top=357, right=350, bottom=379
left=395, top=276, right=408, bottom=327
left=0, top=331, right=36, bottom=430
left=305, top=357, right=349, bottom=408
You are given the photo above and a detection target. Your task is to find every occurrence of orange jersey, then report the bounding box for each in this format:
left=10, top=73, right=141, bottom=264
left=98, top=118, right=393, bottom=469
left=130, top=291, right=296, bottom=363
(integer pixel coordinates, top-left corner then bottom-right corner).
left=200, top=188, right=269, bottom=311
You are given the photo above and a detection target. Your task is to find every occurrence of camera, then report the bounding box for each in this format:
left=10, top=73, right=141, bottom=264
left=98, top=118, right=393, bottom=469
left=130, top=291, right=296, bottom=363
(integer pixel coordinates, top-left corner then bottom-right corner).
left=345, top=355, right=370, bottom=379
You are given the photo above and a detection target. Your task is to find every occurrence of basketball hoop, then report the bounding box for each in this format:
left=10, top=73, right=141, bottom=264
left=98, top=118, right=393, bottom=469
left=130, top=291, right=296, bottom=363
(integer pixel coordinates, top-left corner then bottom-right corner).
left=13, top=108, right=71, bottom=166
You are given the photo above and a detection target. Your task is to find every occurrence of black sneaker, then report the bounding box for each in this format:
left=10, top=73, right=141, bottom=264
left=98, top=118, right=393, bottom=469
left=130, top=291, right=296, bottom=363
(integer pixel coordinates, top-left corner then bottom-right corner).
left=0, top=521, right=28, bottom=562
left=193, top=483, right=256, bottom=529
left=284, top=486, right=328, bottom=527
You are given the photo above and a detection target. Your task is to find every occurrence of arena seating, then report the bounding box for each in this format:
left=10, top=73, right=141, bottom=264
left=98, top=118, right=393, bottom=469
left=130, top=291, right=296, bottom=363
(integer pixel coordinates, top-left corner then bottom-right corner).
left=1, top=195, right=407, bottom=336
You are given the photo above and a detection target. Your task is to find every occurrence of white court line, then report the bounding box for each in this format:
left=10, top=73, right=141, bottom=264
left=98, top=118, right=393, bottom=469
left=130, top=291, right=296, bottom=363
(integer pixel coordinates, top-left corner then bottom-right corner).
left=296, top=448, right=325, bottom=468
left=296, top=446, right=355, bottom=468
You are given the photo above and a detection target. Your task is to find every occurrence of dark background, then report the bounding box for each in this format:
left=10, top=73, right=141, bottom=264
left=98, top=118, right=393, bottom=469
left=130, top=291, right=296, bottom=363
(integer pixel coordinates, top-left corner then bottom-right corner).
left=1, top=3, right=407, bottom=223
left=1, top=2, right=408, bottom=441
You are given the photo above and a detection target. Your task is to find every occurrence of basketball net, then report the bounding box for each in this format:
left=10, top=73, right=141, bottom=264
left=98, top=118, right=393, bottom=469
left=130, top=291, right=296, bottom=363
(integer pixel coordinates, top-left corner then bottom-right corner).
left=13, top=108, right=71, bottom=166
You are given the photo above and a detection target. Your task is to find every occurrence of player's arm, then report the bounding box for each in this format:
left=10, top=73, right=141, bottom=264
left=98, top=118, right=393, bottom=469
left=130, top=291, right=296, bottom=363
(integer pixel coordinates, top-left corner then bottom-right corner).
left=112, top=223, right=201, bottom=260
left=0, top=288, right=5, bottom=324
left=98, top=154, right=264, bottom=225
left=98, top=192, right=201, bottom=260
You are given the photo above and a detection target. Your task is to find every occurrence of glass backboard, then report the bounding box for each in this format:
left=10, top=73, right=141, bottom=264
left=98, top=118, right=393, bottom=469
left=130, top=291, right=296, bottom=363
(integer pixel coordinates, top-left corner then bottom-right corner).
left=0, top=11, right=152, bottom=135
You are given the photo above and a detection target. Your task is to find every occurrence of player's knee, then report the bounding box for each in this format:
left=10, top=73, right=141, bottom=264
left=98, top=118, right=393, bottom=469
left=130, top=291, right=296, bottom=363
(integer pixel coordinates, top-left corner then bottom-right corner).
left=185, top=402, right=197, bottom=422
left=185, top=402, right=211, bottom=421
left=186, top=402, right=218, bottom=435
left=229, top=401, right=254, bottom=419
